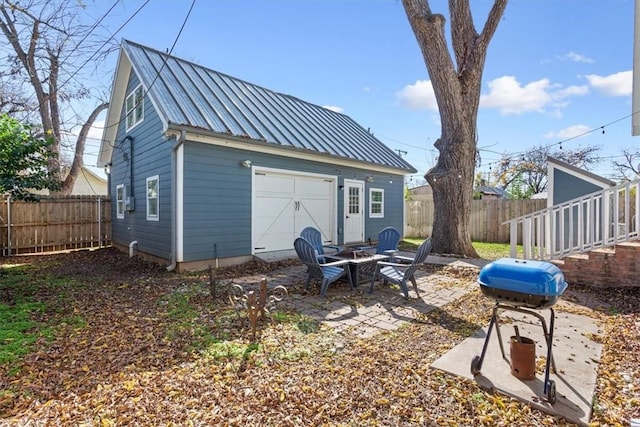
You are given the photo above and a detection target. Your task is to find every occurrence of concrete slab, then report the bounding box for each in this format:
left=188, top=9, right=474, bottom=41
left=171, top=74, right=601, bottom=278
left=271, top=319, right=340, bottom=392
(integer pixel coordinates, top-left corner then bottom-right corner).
left=431, top=310, right=603, bottom=426
left=254, top=250, right=297, bottom=262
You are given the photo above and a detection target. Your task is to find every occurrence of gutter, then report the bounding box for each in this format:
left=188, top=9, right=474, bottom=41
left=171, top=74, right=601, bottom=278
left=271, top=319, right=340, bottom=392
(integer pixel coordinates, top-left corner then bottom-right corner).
left=167, top=130, right=186, bottom=271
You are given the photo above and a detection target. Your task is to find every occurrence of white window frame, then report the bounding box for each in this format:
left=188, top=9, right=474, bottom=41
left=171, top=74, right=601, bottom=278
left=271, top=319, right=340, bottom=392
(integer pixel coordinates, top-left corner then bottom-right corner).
left=369, top=188, right=384, bottom=218
left=125, top=84, right=144, bottom=131
left=116, top=184, right=125, bottom=219
left=146, top=175, right=159, bottom=221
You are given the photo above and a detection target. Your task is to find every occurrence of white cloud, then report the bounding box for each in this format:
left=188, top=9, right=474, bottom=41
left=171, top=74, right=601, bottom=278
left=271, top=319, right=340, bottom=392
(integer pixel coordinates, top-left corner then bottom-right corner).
left=323, top=105, right=344, bottom=113
left=480, top=76, right=589, bottom=115
left=396, top=79, right=438, bottom=110
left=543, top=124, right=591, bottom=140
left=563, top=51, right=595, bottom=63
left=555, top=85, right=590, bottom=97
left=481, top=76, right=551, bottom=114
left=584, top=70, right=632, bottom=96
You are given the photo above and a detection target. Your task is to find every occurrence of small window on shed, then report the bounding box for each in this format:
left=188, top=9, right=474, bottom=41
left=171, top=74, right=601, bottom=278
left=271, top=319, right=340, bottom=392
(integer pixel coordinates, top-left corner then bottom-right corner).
left=369, top=188, right=384, bottom=218
left=125, top=85, right=144, bottom=131
left=146, top=175, right=159, bottom=221
left=116, top=184, right=125, bottom=219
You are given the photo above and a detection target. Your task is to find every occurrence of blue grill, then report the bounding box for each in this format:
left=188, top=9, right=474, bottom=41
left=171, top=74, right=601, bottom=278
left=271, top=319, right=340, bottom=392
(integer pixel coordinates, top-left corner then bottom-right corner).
left=471, top=258, right=568, bottom=404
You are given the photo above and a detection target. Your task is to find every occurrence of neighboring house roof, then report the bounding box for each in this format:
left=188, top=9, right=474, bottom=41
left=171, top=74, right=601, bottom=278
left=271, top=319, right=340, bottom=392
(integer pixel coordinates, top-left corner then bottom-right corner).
left=531, top=191, right=547, bottom=199
left=99, top=40, right=416, bottom=174
left=74, top=166, right=107, bottom=195
left=407, top=184, right=432, bottom=195
left=547, top=156, right=616, bottom=187
left=475, top=185, right=511, bottom=199
left=29, top=166, right=107, bottom=196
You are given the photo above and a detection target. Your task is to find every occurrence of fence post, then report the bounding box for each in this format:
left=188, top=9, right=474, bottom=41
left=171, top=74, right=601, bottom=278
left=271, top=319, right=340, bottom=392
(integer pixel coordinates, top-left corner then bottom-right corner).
left=98, top=197, right=102, bottom=248
left=6, top=195, right=11, bottom=256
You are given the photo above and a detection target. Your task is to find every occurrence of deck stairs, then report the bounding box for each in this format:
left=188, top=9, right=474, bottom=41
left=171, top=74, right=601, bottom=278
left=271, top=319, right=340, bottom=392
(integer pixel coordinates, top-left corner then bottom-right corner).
left=504, top=179, right=640, bottom=287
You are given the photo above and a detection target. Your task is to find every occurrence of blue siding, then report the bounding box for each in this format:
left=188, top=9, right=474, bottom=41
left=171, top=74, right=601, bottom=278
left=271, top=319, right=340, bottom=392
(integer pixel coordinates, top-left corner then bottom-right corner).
left=181, top=142, right=406, bottom=262
left=109, top=72, right=173, bottom=260
left=553, top=169, right=603, bottom=205
left=363, top=177, right=405, bottom=243
left=553, top=169, right=605, bottom=252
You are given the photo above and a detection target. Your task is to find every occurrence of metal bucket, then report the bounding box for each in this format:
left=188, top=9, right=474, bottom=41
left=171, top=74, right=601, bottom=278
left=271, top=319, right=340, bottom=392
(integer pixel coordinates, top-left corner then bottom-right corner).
left=510, top=336, right=536, bottom=380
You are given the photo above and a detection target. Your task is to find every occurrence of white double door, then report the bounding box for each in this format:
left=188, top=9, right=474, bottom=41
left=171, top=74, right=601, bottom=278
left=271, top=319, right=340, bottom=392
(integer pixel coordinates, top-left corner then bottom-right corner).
left=253, top=169, right=337, bottom=253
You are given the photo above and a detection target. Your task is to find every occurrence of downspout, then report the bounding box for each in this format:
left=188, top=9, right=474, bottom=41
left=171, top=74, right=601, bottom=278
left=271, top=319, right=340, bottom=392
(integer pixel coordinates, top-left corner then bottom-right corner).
left=167, top=130, right=186, bottom=271
left=129, top=240, right=138, bottom=257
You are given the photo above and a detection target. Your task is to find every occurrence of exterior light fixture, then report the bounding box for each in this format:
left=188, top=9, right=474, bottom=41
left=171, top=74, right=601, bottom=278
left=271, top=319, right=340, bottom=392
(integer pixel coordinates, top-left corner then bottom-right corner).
left=366, top=175, right=374, bottom=183
left=241, top=160, right=252, bottom=168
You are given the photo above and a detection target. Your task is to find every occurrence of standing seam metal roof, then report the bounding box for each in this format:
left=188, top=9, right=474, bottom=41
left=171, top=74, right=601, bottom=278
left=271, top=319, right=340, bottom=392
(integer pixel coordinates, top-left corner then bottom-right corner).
left=123, top=40, right=416, bottom=172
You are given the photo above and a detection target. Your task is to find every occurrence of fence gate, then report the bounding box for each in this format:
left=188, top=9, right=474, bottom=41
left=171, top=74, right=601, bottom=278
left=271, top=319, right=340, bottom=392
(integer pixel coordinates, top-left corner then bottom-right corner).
left=0, top=195, right=111, bottom=256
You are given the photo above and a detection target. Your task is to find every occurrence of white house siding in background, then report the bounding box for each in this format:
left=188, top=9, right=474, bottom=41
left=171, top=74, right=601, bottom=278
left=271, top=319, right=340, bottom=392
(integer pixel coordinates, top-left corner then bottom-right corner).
left=72, top=167, right=107, bottom=195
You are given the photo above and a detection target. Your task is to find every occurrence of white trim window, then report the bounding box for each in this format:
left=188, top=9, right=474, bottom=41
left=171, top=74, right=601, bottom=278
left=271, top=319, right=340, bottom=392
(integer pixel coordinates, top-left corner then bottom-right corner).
left=369, top=188, right=384, bottom=218
left=146, top=175, right=159, bottom=221
left=116, top=184, right=125, bottom=219
left=125, top=84, right=144, bottom=131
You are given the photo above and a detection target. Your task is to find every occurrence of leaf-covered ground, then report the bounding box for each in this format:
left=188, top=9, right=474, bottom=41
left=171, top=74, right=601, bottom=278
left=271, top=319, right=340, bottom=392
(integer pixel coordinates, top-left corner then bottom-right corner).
left=0, top=248, right=638, bottom=426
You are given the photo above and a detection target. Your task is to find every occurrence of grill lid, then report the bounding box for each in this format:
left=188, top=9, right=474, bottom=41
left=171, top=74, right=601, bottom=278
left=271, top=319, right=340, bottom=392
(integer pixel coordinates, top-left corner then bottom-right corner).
left=478, top=258, right=568, bottom=298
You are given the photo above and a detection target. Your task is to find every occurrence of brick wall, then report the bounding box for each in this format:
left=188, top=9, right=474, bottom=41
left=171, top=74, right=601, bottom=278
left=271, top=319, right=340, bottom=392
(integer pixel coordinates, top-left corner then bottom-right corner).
left=558, top=241, right=640, bottom=288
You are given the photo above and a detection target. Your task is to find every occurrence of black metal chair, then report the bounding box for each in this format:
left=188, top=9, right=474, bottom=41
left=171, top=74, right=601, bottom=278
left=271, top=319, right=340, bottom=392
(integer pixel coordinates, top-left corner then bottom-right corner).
left=294, top=237, right=353, bottom=297
left=369, top=238, right=432, bottom=298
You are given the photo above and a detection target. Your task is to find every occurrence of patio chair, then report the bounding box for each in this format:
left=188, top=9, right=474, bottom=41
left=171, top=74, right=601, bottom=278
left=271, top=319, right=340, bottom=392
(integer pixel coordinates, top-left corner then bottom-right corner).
left=375, top=226, right=401, bottom=255
left=300, top=226, right=342, bottom=262
left=360, top=227, right=401, bottom=258
left=294, top=237, right=353, bottom=297
left=368, top=238, right=432, bottom=299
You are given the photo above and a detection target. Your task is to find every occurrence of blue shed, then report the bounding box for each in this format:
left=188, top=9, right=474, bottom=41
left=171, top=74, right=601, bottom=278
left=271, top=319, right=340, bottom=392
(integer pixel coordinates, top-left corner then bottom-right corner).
left=98, top=40, right=416, bottom=271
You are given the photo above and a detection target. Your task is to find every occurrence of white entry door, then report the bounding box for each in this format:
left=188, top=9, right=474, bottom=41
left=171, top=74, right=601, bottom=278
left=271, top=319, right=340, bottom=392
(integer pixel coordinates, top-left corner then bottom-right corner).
left=343, top=179, right=364, bottom=243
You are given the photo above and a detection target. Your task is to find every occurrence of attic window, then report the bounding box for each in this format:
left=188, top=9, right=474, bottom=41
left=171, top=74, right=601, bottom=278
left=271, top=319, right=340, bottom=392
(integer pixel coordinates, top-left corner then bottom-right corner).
left=125, top=85, right=144, bottom=131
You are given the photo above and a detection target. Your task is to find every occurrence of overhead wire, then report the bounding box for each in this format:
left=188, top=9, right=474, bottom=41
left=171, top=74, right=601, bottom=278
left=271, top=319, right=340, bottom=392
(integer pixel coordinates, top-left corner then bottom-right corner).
left=100, top=0, right=197, bottom=136
left=476, top=110, right=640, bottom=171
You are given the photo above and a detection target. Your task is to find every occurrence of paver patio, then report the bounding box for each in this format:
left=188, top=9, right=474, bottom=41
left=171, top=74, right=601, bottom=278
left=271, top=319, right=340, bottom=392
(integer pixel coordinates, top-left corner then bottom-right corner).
left=232, top=259, right=478, bottom=338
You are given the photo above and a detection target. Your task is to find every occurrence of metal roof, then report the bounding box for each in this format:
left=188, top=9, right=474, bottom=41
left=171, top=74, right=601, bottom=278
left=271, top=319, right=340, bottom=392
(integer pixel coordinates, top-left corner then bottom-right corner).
left=122, top=40, right=416, bottom=173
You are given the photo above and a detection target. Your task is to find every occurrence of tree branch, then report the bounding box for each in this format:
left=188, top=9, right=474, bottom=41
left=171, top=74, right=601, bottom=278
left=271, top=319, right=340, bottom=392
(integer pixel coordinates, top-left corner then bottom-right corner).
left=60, top=101, right=109, bottom=194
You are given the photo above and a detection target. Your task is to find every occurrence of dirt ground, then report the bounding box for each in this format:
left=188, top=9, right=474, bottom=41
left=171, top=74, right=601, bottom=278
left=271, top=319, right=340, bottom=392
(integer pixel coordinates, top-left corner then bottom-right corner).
left=0, top=247, right=638, bottom=426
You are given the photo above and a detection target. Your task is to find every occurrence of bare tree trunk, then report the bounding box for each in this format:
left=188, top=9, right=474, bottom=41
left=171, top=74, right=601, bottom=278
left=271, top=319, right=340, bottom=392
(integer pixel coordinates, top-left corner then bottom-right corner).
left=402, top=0, right=507, bottom=257
left=58, top=101, right=109, bottom=195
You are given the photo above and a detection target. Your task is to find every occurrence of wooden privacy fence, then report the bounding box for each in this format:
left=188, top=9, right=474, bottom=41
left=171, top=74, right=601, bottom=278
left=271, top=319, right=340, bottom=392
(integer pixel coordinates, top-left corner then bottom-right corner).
left=0, top=195, right=111, bottom=256
left=405, top=198, right=547, bottom=243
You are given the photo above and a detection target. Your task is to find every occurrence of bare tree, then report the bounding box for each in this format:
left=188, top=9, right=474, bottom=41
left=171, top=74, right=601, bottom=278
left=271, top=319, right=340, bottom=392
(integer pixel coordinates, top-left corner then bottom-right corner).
left=611, top=149, right=640, bottom=181
left=402, top=0, right=508, bottom=257
left=0, top=0, right=111, bottom=194
left=494, top=145, right=601, bottom=197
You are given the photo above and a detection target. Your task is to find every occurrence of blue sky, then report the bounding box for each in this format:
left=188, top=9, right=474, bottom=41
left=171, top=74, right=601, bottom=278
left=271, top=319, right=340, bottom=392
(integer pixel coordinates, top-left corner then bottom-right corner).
left=80, top=0, right=636, bottom=183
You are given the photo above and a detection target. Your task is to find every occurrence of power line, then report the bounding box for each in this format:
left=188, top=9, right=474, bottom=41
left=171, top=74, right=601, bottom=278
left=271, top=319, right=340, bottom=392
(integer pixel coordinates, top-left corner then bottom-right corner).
left=100, top=0, right=197, bottom=135
left=477, top=110, right=640, bottom=170
left=58, top=0, right=121, bottom=67
left=55, top=0, right=153, bottom=98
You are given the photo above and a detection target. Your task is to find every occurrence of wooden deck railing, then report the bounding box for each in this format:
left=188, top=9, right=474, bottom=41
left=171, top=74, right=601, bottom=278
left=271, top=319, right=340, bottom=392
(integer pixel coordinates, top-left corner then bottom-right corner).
left=504, top=180, right=640, bottom=259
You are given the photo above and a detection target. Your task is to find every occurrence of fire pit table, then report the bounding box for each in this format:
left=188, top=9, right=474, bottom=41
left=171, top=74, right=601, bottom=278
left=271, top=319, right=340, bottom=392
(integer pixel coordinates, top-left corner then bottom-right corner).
left=326, top=249, right=389, bottom=286
left=470, top=258, right=568, bottom=404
